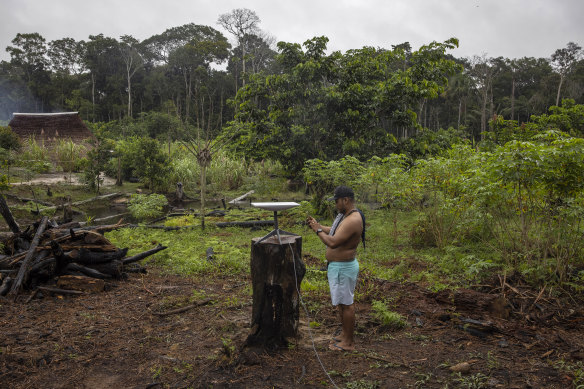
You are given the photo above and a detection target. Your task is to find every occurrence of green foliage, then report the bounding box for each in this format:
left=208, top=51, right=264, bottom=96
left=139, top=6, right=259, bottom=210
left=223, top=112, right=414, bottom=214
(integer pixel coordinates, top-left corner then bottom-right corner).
left=132, top=137, right=171, bottom=191
left=19, top=137, right=52, bottom=173
left=229, top=36, right=461, bottom=173
left=370, top=300, right=407, bottom=329
left=83, top=138, right=114, bottom=193
left=206, top=151, right=247, bottom=191
left=303, top=155, right=365, bottom=215
left=169, top=151, right=199, bottom=190
left=312, top=125, right=584, bottom=288
left=0, top=174, right=9, bottom=191
left=127, top=193, right=168, bottom=220
left=0, top=126, right=21, bottom=151
left=54, top=139, right=88, bottom=173
left=531, top=99, right=584, bottom=137
left=105, top=225, right=249, bottom=276
left=398, top=127, right=468, bottom=160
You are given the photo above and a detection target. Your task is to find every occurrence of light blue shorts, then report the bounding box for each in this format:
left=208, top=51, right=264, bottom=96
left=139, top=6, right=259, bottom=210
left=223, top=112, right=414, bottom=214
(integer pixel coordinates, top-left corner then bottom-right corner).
left=327, top=259, right=359, bottom=306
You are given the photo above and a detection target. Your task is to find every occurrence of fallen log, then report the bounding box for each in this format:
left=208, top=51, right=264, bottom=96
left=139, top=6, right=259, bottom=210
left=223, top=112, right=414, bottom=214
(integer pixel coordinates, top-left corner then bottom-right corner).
left=228, top=190, right=254, bottom=204
left=122, top=245, right=167, bottom=265
left=79, top=213, right=128, bottom=226
left=8, top=216, right=49, bottom=297
left=83, top=231, right=114, bottom=245
left=30, top=257, right=56, bottom=274
left=4, top=193, right=54, bottom=207
left=38, top=244, right=118, bottom=252
left=57, top=275, right=105, bottom=293
left=216, top=220, right=274, bottom=228
left=85, top=259, right=123, bottom=278
left=64, top=263, right=112, bottom=279
left=76, top=247, right=128, bottom=265
left=37, top=192, right=122, bottom=214
left=128, top=224, right=196, bottom=231
left=0, top=194, right=20, bottom=234
left=37, top=286, right=85, bottom=295
left=54, top=221, right=81, bottom=230
left=43, top=222, right=128, bottom=241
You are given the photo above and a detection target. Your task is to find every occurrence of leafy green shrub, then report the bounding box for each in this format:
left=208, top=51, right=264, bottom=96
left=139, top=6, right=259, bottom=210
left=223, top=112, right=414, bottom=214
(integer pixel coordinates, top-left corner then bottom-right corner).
left=371, top=300, right=407, bottom=329
left=131, top=138, right=171, bottom=191
left=0, top=126, right=20, bottom=151
left=127, top=193, right=168, bottom=220
left=303, top=155, right=365, bottom=216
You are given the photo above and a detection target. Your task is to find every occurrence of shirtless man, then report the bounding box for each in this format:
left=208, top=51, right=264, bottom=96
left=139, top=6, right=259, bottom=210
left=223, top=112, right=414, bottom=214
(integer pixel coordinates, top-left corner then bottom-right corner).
left=307, top=185, right=363, bottom=351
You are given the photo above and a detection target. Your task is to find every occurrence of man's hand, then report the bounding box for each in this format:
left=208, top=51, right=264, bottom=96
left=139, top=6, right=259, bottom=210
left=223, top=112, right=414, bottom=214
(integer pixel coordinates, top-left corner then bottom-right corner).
left=306, top=216, right=320, bottom=232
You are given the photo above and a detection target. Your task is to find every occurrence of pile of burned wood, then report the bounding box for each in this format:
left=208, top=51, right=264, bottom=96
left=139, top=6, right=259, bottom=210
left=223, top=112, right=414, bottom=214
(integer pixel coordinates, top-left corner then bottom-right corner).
left=0, top=215, right=166, bottom=299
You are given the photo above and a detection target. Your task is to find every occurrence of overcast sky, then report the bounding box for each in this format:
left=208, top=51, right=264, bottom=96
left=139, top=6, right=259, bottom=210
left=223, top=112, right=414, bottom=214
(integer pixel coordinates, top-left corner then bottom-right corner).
left=1, top=0, right=582, bottom=63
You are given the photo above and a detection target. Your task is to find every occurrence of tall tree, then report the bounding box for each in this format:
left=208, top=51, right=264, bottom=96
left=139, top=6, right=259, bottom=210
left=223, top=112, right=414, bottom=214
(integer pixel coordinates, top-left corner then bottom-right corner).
left=6, top=32, right=51, bottom=111
left=119, top=35, right=144, bottom=118
left=217, top=8, right=261, bottom=88
left=167, top=25, right=229, bottom=122
left=47, top=37, right=85, bottom=108
left=83, top=34, right=121, bottom=121
left=468, top=55, right=496, bottom=140
left=551, top=42, right=582, bottom=106
left=229, top=36, right=461, bottom=172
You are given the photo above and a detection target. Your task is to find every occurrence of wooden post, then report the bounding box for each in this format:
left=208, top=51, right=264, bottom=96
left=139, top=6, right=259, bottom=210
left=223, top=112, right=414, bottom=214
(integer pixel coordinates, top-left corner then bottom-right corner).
left=247, top=235, right=305, bottom=347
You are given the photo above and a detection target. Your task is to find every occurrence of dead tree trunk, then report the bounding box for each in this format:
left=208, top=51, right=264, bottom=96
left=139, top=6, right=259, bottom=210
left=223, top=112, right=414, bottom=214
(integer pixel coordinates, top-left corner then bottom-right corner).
left=0, top=194, right=20, bottom=234
left=8, top=216, right=49, bottom=296
left=247, top=235, right=305, bottom=347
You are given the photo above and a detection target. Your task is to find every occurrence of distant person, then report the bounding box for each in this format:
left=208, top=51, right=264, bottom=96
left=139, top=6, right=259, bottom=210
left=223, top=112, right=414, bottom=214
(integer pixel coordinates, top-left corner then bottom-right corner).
left=307, top=185, right=364, bottom=351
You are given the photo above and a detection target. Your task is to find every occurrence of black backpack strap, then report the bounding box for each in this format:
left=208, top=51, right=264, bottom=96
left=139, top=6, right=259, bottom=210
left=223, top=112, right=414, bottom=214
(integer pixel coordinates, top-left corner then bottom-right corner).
left=357, top=208, right=366, bottom=250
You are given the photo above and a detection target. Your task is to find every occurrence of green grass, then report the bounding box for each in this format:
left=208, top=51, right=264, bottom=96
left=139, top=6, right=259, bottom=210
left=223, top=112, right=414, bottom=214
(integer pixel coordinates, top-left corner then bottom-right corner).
left=103, top=205, right=504, bottom=292
left=101, top=200, right=584, bottom=293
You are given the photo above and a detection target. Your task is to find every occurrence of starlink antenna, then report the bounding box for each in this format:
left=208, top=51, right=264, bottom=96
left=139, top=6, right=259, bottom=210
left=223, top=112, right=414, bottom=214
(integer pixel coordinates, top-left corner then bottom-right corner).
left=251, top=202, right=300, bottom=245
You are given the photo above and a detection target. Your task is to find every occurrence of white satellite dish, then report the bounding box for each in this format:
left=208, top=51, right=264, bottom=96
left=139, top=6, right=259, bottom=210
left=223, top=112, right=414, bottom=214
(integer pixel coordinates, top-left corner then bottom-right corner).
left=251, top=202, right=300, bottom=211
left=251, top=202, right=300, bottom=244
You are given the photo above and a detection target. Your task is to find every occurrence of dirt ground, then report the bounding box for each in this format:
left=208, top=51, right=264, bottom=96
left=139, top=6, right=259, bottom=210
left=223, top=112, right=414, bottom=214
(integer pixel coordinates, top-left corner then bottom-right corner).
left=1, top=260, right=583, bottom=389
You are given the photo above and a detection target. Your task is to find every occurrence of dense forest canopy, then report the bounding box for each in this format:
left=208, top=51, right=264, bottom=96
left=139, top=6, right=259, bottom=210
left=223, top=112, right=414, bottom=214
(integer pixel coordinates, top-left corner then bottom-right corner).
left=0, top=9, right=583, bottom=172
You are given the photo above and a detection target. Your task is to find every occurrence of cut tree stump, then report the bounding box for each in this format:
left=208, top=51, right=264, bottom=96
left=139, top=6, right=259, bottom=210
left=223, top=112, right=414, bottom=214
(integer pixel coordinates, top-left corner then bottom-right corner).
left=56, top=275, right=105, bottom=293
left=247, top=235, right=305, bottom=347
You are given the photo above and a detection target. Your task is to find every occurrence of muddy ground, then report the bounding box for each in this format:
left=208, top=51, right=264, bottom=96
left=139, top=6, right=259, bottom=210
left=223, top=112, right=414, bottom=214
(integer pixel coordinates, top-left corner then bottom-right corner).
left=1, top=259, right=583, bottom=389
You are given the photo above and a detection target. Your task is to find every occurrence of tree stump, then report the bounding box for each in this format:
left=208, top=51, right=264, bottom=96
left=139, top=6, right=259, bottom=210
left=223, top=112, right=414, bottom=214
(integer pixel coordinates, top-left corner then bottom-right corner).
left=247, top=235, right=305, bottom=347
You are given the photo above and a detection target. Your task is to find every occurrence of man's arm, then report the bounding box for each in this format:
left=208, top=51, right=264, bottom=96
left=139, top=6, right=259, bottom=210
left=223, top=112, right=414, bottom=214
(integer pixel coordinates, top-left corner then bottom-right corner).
left=310, top=215, right=360, bottom=248
left=307, top=216, right=330, bottom=234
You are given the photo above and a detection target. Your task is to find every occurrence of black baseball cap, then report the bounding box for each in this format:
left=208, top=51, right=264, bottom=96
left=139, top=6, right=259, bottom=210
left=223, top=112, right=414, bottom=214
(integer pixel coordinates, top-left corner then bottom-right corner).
left=328, top=185, right=355, bottom=201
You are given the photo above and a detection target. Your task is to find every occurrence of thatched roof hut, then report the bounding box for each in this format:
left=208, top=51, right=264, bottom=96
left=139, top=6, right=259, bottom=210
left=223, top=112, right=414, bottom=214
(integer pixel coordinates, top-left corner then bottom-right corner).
left=8, top=112, right=95, bottom=146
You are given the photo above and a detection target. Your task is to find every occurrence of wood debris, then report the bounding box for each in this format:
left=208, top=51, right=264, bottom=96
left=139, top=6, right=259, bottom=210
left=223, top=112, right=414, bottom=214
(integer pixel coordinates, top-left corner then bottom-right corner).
left=0, top=216, right=167, bottom=300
